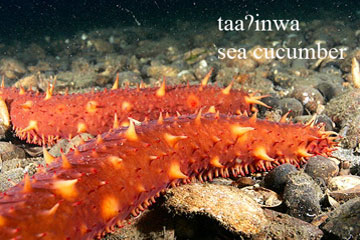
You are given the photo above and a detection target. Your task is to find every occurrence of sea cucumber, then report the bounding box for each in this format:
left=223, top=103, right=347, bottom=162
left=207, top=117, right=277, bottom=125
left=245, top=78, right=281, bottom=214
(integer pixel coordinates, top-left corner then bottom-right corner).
left=0, top=113, right=336, bottom=240
left=0, top=77, right=267, bottom=146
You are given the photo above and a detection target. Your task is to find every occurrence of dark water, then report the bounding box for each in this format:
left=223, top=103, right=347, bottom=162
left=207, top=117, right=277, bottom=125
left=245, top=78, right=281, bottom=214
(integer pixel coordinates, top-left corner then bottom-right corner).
left=0, top=0, right=358, bottom=43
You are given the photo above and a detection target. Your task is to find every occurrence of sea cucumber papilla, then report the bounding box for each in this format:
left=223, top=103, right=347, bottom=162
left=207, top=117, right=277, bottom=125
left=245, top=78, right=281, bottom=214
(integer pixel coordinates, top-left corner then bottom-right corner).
left=0, top=77, right=268, bottom=146
left=0, top=113, right=337, bottom=240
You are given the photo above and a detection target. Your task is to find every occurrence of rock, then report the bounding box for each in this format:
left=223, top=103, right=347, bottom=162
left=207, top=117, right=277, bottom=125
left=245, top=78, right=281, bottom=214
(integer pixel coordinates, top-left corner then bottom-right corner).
left=0, top=142, right=26, bottom=162
left=278, top=98, right=304, bottom=117
left=292, top=86, right=325, bottom=113
left=176, top=70, right=196, bottom=84
left=314, top=115, right=335, bottom=131
left=165, top=183, right=268, bottom=236
left=321, top=197, right=360, bottom=239
left=117, top=71, right=142, bottom=87
left=92, top=39, right=114, bottom=53
left=147, top=65, right=179, bottom=79
left=1, top=157, right=44, bottom=173
left=328, top=175, right=360, bottom=191
left=316, top=82, right=339, bottom=102
left=232, top=176, right=255, bottom=188
left=329, top=185, right=360, bottom=202
left=305, top=156, right=339, bottom=184
left=272, top=72, right=297, bottom=88
left=222, top=57, right=258, bottom=72
left=56, top=71, right=97, bottom=89
left=325, top=89, right=360, bottom=148
left=183, top=48, right=208, bottom=65
left=260, top=96, right=280, bottom=109
left=239, top=186, right=282, bottom=208
left=0, top=58, right=26, bottom=79
left=49, top=133, right=93, bottom=157
left=194, top=60, right=211, bottom=80
left=0, top=168, right=24, bottom=192
left=14, top=74, right=41, bottom=89
left=263, top=163, right=298, bottom=193
left=253, top=209, right=323, bottom=240
left=283, top=171, right=323, bottom=222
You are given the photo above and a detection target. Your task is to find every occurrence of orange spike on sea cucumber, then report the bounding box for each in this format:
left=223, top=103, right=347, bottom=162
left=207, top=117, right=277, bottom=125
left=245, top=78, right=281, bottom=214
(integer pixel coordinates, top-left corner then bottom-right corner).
left=222, top=80, right=233, bottom=95
left=164, top=133, right=188, bottom=148
left=231, top=125, right=254, bottom=137
left=194, top=109, right=202, bottom=125
left=207, top=106, right=216, bottom=113
left=77, top=123, right=87, bottom=133
left=168, top=162, right=188, bottom=179
left=19, top=120, right=38, bottom=133
left=53, top=179, right=78, bottom=200
left=61, top=153, right=72, bottom=169
left=112, top=73, right=119, bottom=90
left=21, top=100, right=33, bottom=110
left=156, top=78, right=166, bottom=97
left=249, top=111, right=258, bottom=123
left=0, top=98, right=10, bottom=127
left=0, top=76, right=4, bottom=88
left=124, top=120, right=138, bottom=141
left=43, top=147, right=55, bottom=165
left=244, top=95, right=270, bottom=108
left=45, top=83, right=53, bottom=100
left=158, top=112, right=164, bottom=124
left=23, top=173, right=32, bottom=193
left=96, top=134, right=104, bottom=144
left=41, top=203, right=60, bottom=216
left=279, top=111, right=291, bottom=123
left=201, top=67, right=213, bottom=87
left=296, top=146, right=313, bottom=158
left=19, top=86, right=25, bottom=95
left=253, top=146, right=274, bottom=162
left=210, top=156, right=224, bottom=168
left=113, top=113, right=119, bottom=129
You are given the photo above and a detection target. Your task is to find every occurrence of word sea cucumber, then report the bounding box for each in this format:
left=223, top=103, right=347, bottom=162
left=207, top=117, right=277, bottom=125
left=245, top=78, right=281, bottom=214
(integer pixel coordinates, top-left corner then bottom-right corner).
left=0, top=113, right=336, bottom=240
left=0, top=77, right=266, bottom=146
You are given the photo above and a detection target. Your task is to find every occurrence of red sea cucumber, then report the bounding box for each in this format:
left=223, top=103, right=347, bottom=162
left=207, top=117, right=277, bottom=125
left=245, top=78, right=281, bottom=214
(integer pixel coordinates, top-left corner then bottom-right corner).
left=0, top=113, right=336, bottom=240
left=0, top=81, right=267, bottom=146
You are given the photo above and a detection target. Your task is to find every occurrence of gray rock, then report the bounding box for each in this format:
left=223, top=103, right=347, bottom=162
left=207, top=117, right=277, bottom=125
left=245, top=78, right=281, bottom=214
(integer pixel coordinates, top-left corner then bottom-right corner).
left=263, top=163, right=298, bottom=193
left=283, top=171, right=323, bottom=222
left=279, top=98, right=304, bottom=117
left=305, top=156, right=339, bottom=184
left=321, top=197, right=360, bottom=239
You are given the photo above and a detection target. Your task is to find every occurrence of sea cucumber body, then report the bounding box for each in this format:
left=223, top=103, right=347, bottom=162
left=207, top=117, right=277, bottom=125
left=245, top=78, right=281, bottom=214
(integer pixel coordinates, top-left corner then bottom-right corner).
left=5, top=85, right=255, bottom=145
left=0, top=114, right=335, bottom=240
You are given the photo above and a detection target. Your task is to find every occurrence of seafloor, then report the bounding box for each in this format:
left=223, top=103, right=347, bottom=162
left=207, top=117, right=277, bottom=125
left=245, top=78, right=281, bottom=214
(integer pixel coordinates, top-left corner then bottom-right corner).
left=0, top=12, right=360, bottom=240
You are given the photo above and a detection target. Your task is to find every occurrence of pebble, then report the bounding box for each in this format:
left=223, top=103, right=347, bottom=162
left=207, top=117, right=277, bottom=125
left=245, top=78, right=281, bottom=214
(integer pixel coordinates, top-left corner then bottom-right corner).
left=316, top=81, right=339, bottom=101
left=321, top=197, right=360, bottom=239
left=254, top=209, right=323, bottom=240
left=283, top=171, right=323, bottom=222
left=278, top=98, right=304, bottom=117
left=291, top=86, right=325, bottom=113
left=0, top=58, right=26, bottom=79
left=263, top=163, right=298, bottom=193
left=304, top=156, right=339, bottom=184
left=117, top=71, right=142, bottom=87
left=239, top=186, right=282, bottom=207
left=56, top=71, right=97, bottom=89
left=0, top=142, right=26, bottom=162
left=325, top=89, right=360, bottom=148
left=147, top=65, right=179, bottom=79
left=0, top=168, right=24, bottom=192
left=165, top=183, right=268, bottom=236
left=328, top=175, right=360, bottom=191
